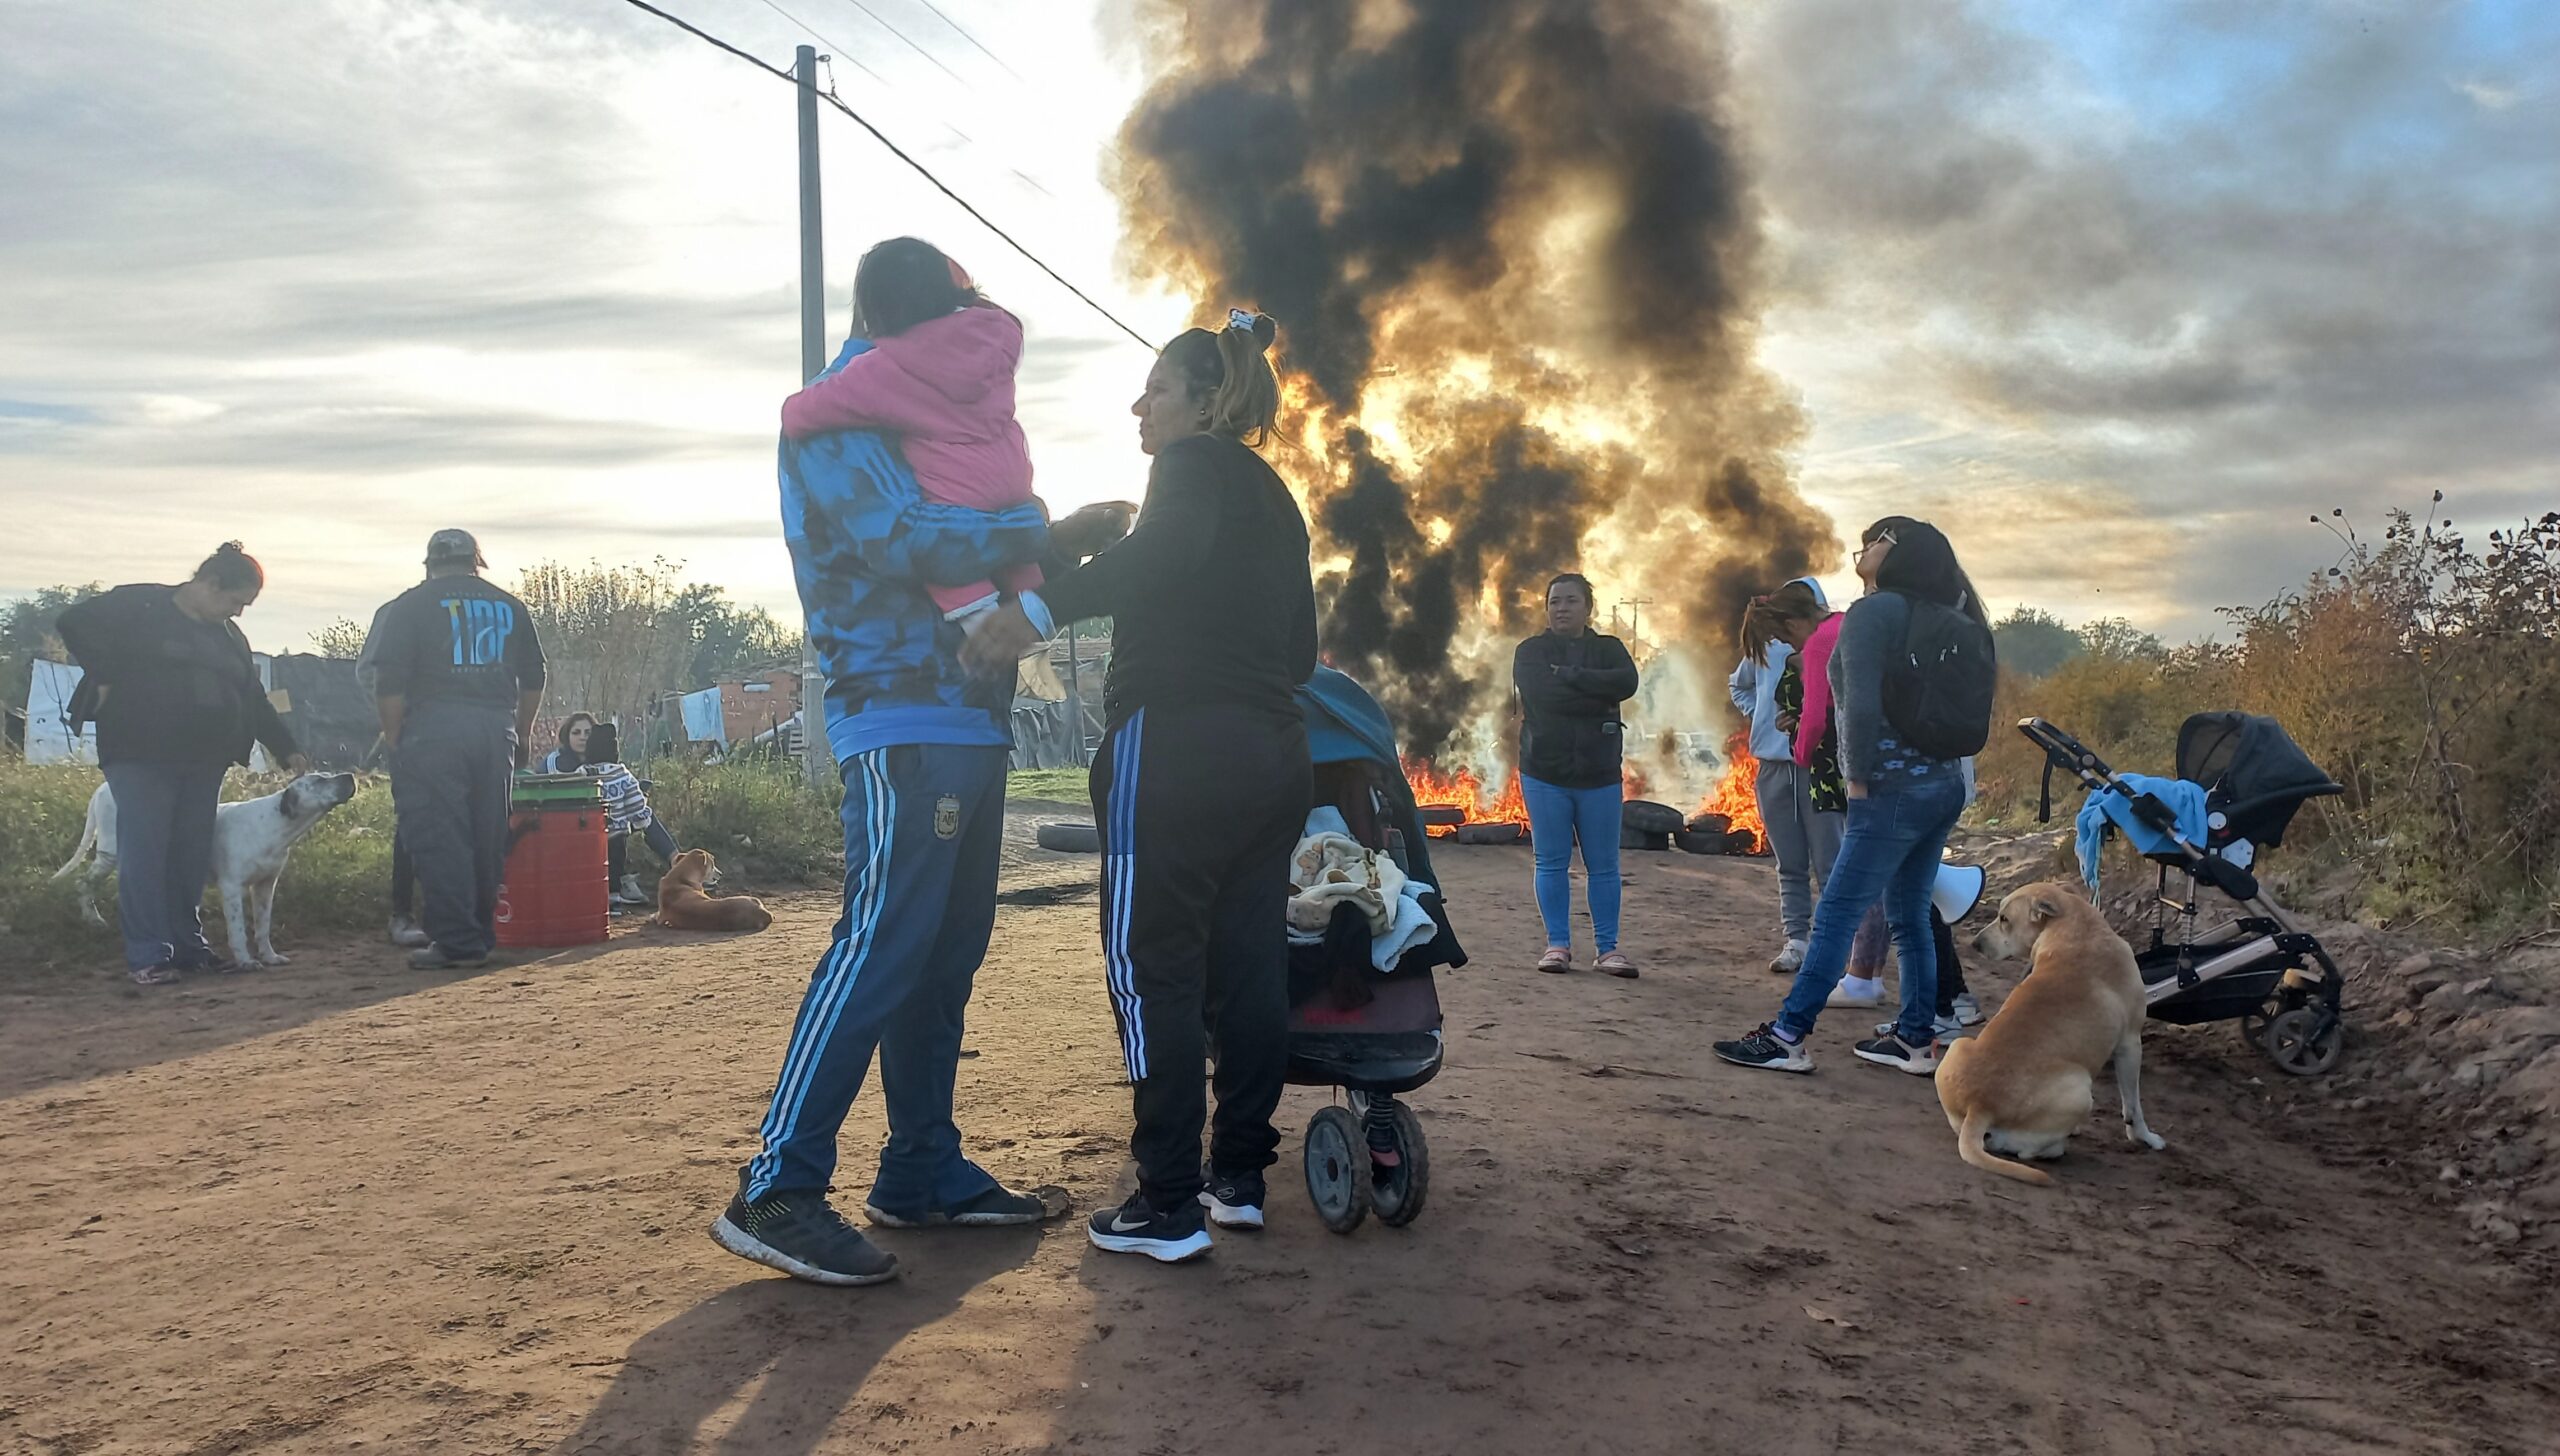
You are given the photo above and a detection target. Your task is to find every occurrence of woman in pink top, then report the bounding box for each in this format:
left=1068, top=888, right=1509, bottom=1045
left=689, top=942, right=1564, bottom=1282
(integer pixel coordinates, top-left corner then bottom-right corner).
left=781, top=237, right=1038, bottom=624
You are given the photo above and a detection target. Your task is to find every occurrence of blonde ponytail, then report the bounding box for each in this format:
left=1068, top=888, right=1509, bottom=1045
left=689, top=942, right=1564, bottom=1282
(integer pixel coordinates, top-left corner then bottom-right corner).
left=1162, top=311, right=1283, bottom=449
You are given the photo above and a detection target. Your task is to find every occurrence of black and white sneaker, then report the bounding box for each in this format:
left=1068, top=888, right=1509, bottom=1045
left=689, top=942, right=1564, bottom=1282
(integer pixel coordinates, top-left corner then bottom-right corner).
left=1852, top=1033, right=1940, bottom=1076
left=1713, top=1023, right=1813, bottom=1073
left=1088, top=1193, right=1213, bottom=1263
left=865, top=1183, right=1064, bottom=1228
left=1198, top=1169, right=1267, bottom=1231
left=712, top=1180, right=900, bottom=1286
left=1876, top=1014, right=1964, bottom=1042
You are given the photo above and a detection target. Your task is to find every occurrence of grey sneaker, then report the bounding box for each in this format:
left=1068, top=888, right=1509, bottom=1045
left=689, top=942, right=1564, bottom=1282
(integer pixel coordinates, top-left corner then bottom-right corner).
left=1852, top=1033, right=1940, bottom=1076
left=714, top=1182, right=900, bottom=1286
left=1950, top=993, right=1986, bottom=1027
left=1878, top=1014, right=1965, bottom=1041
left=864, top=1183, right=1064, bottom=1228
left=1713, top=1023, right=1813, bottom=1073
left=409, top=944, right=491, bottom=971
left=387, top=915, right=430, bottom=949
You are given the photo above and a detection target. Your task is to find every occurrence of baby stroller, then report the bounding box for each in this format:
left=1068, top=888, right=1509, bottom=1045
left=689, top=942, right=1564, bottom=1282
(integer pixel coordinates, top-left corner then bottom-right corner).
left=2020, top=713, right=2349, bottom=1075
left=1286, top=668, right=1468, bottom=1234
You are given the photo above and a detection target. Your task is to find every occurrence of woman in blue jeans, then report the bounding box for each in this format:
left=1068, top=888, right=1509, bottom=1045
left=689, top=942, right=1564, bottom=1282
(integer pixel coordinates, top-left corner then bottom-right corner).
left=55, top=543, right=309, bottom=984
left=1512, top=573, right=1641, bottom=977
left=1715, top=520, right=1989, bottom=1074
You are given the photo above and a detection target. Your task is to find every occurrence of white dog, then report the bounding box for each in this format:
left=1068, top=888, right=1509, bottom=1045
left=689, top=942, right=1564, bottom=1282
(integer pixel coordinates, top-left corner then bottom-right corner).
left=54, top=773, right=359, bottom=967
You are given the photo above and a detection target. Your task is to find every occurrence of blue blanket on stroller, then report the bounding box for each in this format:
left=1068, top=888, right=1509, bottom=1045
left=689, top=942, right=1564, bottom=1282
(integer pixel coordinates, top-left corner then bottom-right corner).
left=2075, top=774, right=2209, bottom=890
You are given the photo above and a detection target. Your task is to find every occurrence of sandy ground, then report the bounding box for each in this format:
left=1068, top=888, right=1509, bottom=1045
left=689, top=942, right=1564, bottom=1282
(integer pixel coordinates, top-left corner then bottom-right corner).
left=3, top=815, right=2556, bottom=1456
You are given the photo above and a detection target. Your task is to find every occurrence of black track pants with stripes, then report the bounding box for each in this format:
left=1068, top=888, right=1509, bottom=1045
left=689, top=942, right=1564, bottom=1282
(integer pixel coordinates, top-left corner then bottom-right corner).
left=1091, top=703, right=1312, bottom=1209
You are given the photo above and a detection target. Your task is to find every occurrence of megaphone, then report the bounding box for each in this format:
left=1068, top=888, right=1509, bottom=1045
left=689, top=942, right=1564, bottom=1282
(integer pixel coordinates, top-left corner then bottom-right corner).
left=1932, top=861, right=1987, bottom=925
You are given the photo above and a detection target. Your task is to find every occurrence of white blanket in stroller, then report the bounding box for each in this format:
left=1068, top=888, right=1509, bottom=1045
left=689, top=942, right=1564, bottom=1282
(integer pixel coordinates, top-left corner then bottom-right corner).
left=1286, top=808, right=1441, bottom=972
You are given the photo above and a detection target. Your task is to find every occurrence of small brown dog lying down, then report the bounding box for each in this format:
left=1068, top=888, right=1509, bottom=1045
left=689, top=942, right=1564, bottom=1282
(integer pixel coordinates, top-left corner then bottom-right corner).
left=657, top=849, right=773, bottom=933
left=1937, top=882, right=2166, bottom=1186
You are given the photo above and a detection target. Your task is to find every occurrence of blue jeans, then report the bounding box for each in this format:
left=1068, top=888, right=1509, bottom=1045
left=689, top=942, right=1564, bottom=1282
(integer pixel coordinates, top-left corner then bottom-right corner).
left=1776, top=774, right=1967, bottom=1046
left=102, top=760, right=228, bottom=970
left=1521, top=774, right=1622, bottom=955
left=743, top=743, right=1011, bottom=1211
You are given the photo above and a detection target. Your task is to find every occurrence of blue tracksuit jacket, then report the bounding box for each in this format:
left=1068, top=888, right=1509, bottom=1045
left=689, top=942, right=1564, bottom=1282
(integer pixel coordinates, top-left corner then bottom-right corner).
left=778, top=338, right=1052, bottom=763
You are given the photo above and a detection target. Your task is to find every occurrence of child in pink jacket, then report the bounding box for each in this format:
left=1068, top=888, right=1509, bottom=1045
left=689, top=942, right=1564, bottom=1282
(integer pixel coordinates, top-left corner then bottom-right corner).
left=781, top=237, right=1037, bottom=624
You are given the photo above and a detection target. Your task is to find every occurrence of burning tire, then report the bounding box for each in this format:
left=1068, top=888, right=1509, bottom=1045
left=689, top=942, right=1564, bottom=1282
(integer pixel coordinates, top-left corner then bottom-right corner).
left=1620, top=827, right=1672, bottom=852
left=1622, top=800, right=1685, bottom=835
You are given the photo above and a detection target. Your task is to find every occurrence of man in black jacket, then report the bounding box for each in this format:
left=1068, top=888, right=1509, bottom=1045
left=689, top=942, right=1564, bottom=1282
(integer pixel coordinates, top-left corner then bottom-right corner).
left=369, top=530, right=546, bottom=970
left=1512, top=573, right=1641, bottom=977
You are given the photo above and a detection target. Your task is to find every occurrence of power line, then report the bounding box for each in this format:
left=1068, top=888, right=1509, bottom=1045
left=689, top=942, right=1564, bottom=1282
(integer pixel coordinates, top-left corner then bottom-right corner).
left=614, top=0, right=1151, bottom=350
left=751, top=0, right=890, bottom=90
left=832, top=0, right=968, bottom=87
left=909, top=0, right=1025, bottom=83
left=752, top=0, right=976, bottom=150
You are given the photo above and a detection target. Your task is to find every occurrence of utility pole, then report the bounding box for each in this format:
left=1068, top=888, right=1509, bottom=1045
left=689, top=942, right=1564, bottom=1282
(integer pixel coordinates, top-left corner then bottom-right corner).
left=1063, top=627, right=1085, bottom=767
left=795, top=44, right=829, bottom=787
left=795, top=44, right=826, bottom=383
left=1621, top=596, right=1655, bottom=648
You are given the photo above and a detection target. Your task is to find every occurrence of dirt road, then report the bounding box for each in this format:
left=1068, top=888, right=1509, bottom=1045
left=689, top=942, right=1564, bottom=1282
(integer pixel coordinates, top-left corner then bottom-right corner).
left=3, top=822, right=2554, bottom=1455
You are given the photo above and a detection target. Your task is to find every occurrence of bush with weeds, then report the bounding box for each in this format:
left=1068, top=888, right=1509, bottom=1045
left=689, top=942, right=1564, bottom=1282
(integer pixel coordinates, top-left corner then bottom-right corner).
left=1976, top=505, right=2560, bottom=936
left=0, top=754, right=849, bottom=973
left=0, top=760, right=398, bottom=971
left=643, top=752, right=844, bottom=886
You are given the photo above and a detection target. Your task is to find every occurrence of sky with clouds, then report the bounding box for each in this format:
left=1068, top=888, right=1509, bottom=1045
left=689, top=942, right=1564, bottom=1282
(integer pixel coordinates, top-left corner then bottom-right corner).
left=2, top=0, right=2553, bottom=655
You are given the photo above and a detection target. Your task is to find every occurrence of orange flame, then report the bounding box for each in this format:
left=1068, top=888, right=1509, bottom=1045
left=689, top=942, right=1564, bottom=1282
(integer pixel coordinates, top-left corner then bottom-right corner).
left=1695, top=731, right=1769, bottom=853
left=1402, top=760, right=1527, bottom=836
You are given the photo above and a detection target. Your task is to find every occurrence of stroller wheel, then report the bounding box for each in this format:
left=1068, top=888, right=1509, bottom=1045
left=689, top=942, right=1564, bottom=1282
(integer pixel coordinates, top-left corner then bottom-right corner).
left=1303, top=1106, right=1371, bottom=1235
left=2239, top=1007, right=2275, bottom=1051
left=1369, top=1102, right=1430, bottom=1228
left=2263, top=1007, right=2343, bottom=1077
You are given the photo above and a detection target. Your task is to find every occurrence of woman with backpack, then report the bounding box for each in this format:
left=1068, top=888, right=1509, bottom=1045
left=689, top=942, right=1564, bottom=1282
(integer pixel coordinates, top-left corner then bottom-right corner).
left=1714, top=518, right=1995, bottom=1076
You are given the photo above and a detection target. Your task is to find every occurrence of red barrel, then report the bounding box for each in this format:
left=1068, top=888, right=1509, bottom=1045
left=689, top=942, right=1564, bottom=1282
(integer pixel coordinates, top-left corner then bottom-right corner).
left=495, top=807, right=609, bottom=948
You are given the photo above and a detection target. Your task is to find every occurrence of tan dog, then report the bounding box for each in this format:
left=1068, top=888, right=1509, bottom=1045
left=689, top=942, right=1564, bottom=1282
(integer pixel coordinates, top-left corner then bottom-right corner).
left=657, top=849, right=773, bottom=933
left=1937, top=882, right=2166, bottom=1185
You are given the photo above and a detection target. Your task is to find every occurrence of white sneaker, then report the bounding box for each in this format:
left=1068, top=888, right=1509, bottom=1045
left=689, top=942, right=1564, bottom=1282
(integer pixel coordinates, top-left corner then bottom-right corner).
left=618, top=874, right=649, bottom=903
left=1878, top=1014, right=1965, bottom=1041
left=1825, top=976, right=1885, bottom=1009
left=387, top=915, right=430, bottom=949
left=1951, top=993, right=1985, bottom=1027
left=1769, top=939, right=1807, bottom=974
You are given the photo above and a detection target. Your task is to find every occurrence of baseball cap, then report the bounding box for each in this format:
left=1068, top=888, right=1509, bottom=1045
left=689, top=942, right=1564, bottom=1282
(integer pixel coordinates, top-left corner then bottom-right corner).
left=424, top=528, right=487, bottom=568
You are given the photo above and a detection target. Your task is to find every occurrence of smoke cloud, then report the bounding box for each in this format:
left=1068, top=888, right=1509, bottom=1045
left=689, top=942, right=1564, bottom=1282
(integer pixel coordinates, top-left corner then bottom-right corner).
left=1115, top=0, right=1833, bottom=759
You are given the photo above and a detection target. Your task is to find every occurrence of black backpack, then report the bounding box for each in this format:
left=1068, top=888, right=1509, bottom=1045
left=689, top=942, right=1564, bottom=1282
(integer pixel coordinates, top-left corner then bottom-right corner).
left=1882, top=592, right=1996, bottom=759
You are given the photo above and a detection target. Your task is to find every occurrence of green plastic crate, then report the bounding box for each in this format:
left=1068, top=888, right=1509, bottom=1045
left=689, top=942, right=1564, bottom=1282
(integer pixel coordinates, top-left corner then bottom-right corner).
left=511, top=772, right=603, bottom=809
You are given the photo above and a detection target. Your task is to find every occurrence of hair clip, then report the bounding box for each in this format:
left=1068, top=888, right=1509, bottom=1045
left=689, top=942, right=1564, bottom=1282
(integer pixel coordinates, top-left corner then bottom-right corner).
left=1226, top=307, right=1257, bottom=332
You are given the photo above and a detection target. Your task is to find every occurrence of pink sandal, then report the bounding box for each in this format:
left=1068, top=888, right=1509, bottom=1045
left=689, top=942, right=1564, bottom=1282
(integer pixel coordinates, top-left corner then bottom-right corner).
left=1595, top=952, right=1640, bottom=979
left=1537, top=946, right=1572, bottom=974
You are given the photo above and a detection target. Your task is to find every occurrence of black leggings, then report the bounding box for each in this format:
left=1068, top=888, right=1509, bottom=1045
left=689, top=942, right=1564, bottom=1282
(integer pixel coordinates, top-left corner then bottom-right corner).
left=1932, top=910, right=1970, bottom=1014
left=1091, top=705, right=1312, bottom=1208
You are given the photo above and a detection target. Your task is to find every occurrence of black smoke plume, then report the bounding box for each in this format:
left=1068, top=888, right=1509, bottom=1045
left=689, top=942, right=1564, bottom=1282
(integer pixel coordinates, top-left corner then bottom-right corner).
left=1116, top=0, right=1832, bottom=758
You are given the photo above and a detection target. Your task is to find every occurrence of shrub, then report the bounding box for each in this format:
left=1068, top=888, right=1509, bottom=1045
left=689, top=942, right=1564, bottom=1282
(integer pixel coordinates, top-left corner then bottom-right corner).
left=0, top=754, right=849, bottom=974
left=645, top=753, right=844, bottom=887
left=1976, top=505, right=2560, bottom=936
left=0, top=759, right=396, bottom=972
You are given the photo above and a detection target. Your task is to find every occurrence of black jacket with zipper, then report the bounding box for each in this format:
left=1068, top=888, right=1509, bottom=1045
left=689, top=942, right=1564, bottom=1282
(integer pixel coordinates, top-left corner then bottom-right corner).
left=55, top=584, right=299, bottom=768
left=1513, top=631, right=1640, bottom=790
